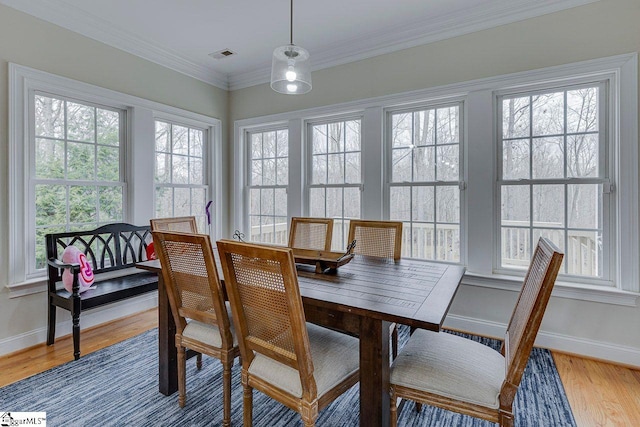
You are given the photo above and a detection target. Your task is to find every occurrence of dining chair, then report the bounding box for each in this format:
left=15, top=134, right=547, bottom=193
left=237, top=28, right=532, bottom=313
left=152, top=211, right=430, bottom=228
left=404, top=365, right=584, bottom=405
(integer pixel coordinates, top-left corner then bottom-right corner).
left=389, top=237, right=564, bottom=427
left=152, top=231, right=239, bottom=427
left=150, top=216, right=198, bottom=233
left=348, top=219, right=403, bottom=358
left=150, top=216, right=204, bottom=368
left=288, top=217, right=334, bottom=251
left=217, top=240, right=360, bottom=427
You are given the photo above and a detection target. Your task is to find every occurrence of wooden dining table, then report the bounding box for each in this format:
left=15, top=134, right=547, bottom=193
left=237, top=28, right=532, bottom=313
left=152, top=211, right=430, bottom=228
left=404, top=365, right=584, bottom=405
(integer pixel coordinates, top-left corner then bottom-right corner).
left=137, top=250, right=464, bottom=427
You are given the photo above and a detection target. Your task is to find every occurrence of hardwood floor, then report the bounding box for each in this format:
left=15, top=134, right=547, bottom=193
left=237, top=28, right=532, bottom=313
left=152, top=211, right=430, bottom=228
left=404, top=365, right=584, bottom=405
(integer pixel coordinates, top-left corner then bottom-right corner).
left=1, top=308, right=638, bottom=426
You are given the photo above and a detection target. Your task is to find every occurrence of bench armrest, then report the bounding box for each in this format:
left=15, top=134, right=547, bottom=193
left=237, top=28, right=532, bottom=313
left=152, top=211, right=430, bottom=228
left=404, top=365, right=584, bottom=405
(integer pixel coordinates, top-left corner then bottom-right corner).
left=47, top=258, right=82, bottom=296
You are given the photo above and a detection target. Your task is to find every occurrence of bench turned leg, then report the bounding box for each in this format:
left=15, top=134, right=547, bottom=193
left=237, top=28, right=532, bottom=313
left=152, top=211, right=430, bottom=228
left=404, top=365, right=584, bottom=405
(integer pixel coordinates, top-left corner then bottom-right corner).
left=72, top=296, right=81, bottom=360
left=47, top=297, right=56, bottom=345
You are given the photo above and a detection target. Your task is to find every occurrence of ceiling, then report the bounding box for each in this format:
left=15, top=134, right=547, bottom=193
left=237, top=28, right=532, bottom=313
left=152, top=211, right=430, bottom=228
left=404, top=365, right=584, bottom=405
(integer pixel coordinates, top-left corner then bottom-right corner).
left=1, top=0, right=596, bottom=91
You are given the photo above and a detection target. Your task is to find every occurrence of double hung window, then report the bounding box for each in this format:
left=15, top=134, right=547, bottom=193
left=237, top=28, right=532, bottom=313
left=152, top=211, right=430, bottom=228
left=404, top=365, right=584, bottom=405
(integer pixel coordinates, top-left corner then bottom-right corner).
left=388, top=104, right=462, bottom=261
left=308, top=119, right=362, bottom=250
left=247, top=128, right=289, bottom=244
left=498, top=83, right=609, bottom=280
left=32, top=93, right=124, bottom=272
left=154, top=120, right=208, bottom=232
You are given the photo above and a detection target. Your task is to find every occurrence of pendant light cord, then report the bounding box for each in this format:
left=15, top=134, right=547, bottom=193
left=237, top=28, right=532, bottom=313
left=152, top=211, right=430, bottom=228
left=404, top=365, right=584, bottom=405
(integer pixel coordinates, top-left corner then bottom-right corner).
left=290, top=0, right=294, bottom=45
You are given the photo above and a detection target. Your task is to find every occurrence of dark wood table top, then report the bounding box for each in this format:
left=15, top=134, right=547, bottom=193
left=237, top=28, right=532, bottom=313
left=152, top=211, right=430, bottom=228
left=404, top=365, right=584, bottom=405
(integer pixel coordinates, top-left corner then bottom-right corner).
left=137, top=254, right=463, bottom=331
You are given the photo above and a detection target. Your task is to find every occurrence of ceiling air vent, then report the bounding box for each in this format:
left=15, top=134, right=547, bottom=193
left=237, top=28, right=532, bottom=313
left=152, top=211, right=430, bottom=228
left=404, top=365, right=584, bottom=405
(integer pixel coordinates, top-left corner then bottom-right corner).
left=209, top=49, right=236, bottom=60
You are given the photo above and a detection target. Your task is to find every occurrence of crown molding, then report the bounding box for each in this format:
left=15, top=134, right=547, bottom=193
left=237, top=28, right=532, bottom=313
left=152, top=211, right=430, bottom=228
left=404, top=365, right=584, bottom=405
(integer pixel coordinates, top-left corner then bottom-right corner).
left=228, top=0, right=599, bottom=90
left=1, top=0, right=598, bottom=92
left=0, top=0, right=229, bottom=89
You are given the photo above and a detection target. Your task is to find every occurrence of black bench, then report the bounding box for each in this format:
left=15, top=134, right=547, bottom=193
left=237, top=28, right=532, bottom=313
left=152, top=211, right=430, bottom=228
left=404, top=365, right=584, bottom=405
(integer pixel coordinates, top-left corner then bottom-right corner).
left=46, top=223, right=158, bottom=360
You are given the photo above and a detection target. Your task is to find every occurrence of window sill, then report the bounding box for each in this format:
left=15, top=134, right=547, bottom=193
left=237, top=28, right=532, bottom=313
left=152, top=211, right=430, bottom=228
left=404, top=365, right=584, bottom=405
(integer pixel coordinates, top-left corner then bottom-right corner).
left=462, top=272, right=639, bottom=307
left=6, top=277, right=47, bottom=298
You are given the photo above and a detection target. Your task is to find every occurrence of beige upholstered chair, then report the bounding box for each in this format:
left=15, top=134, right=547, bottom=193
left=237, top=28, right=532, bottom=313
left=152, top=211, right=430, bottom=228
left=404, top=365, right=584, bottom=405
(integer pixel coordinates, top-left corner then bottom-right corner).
left=348, top=219, right=403, bottom=357
left=150, top=216, right=198, bottom=233
left=389, top=237, right=564, bottom=427
left=217, top=240, right=360, bottom=427
left=288, top=217, right=334, bottom=251
left=153, top=231, right=239, bottom=427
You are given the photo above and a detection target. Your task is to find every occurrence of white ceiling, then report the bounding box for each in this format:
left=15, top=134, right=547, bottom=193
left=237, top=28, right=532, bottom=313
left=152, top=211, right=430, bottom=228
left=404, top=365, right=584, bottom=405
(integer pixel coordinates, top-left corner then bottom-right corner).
left=1, top=0, right=596, bottom=90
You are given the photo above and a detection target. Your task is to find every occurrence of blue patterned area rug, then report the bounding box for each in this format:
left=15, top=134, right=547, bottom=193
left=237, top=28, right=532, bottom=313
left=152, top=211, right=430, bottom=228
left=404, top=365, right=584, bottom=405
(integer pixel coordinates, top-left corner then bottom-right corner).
left=0, top=327, right=576, bottom=426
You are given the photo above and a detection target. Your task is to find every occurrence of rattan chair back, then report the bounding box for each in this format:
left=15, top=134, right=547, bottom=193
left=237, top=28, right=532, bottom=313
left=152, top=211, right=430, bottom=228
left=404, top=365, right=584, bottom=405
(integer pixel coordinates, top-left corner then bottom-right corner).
left=503, top=237, right=564, bottom=388
left=348, top=219, right=403, bottom=261
left=150, top=216, right=198, bottom=233
left=152, top=231, right=233, bottom=348
left=288, top=217, right=334, bottom=251
left=217, top=240, right=316, bottom=392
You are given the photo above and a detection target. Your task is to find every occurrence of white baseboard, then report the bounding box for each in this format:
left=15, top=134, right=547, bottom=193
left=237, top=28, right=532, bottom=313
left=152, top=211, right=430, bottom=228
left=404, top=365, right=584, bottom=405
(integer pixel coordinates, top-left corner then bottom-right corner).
left=0, top=293, right=158, bottom=357
left=444, top=314, right=640, bottom=368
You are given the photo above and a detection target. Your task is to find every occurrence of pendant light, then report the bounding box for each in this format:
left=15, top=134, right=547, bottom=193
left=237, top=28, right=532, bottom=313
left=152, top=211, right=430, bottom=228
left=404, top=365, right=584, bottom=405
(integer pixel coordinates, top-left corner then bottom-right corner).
left=270, top=0, right=312, bottom=94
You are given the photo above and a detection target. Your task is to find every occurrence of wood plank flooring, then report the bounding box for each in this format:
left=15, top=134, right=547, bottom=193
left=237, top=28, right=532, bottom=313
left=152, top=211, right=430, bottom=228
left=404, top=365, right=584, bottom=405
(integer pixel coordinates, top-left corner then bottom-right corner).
left=1, top=308, right=638, bottom=426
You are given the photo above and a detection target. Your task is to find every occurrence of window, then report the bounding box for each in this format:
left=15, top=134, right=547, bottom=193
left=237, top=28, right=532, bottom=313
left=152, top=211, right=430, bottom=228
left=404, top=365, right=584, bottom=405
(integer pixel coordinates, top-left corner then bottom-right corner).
left=247, top=128, right=289, bottom=244
left=308, top=119, right=362, bottom=250
left=388, top=104, right=462, bottom=261
left=31, top=93, right=124, bottom=272
left=498, top=83, right=609, bottom=280
left=154, top=121, right=208, bottom=232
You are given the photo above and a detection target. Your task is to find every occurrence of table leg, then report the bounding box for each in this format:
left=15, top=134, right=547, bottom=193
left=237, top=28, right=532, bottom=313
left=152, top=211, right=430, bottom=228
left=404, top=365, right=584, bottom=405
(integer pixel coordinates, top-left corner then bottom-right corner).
left=359, top=317, right=391, bottom=427
left=157, top=274, right=178, bottom=396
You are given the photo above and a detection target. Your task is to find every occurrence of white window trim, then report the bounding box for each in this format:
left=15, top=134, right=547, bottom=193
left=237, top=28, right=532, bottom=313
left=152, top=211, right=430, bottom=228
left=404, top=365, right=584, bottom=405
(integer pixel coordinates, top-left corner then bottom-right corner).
left=232, top=53, right=638, bottom=306
left=8, top=63, right=222, bottom=298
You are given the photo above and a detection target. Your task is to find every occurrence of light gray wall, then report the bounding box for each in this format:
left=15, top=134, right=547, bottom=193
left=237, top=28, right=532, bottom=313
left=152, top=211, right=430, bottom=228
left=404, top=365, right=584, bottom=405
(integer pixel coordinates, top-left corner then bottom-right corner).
left=229, top=0, right=640, bottom=365
left=0, top=5, right=228, bottom=344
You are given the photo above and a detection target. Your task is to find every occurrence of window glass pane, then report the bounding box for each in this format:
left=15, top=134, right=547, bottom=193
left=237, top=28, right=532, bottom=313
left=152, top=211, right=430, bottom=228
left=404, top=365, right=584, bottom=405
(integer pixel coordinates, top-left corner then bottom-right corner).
left=502, top=139, right=529, bottom=180
left=328, top=122, right=344, bottom=153
left=97, top=146, right=120, bottom=181
left=312, top=155, right=327, bottom=184
left=413, top=147, right=435, bottom=182
left=263, top=158, right=276, bottom=185
left=414, top=110, right=434, bottom=146
left=533, top=184, right=564, bottom=227
left=250, top=189, right=260, bottom=216
left=502, top=97, right=530, bottom=139
left=275, top=188, right=287, bottom=217
left=97, top=109, right=119, bottom=146
left=277, top=130, right=288, bottom=157
left=567, top=230, right=601, bottom=277
left=309, top=188, right=325, bottom=217
left=251, top=133, right=262, bottom=158
left=172, top=125, right=188, bottom=155
left=436, top=186, right=459, bottom=223
left=261, top=188, right=275, bottom=216
left=567, top=134, right=598, bottom=178
left=568, top=184, right=602, bottom=229
left=345, top=120, right=360, bottom=151
left=567, top=88, right=598, bottom=133
left=174, top=187, right=190, bottom=217
left=99, top=186, right=123, bottom=222
left=263, top=131, right=276, bottom=158
left=35, top=96, right=64, bottom=138
left=327, top=154, right=344, bottom=184
left=437, top=145, right=458, bottom=181
left=412, top=186, right=434, bottom=222
left=501, top=185, right=530, bottom=222
left=69, top=185, right=97, bottom=224
left=436, top=107, right=458, bottom=144
left=67, top=142, right=95, bottom=180
left=35, top=138, right=64, bottom=179
left=326, top=187, right=343, bottom=220
left=343, top=187, right=360, bottom=219
left=392, top=113, right=412, bottom=147
left=67, top=102, right=95, bottom=142
left=392, top=149, right=412, bottom=182
left=532, top=92, right=564, bottom=136
left=436, top=224, right=460, bottom=262
left=411, top=223, right=434, bottom=260
left=190, top=129, right=203, bottom=157
left=390, top=186, right=410, bottom=221
left=35, top=185, right=66, bottom=226
left=155, top=187, right=173, bottom=217
left=156, top=153, right=170, bottom=183
left=532, top=137, right=563, bottom=179
left=172, top=155, right=189, bottom=184
left=251, top=159, right=262, bottom=186
left=155, top=121, right=170, bottom=152
left=191, top=188, right=205, bottom=219
left=312, top=125, right=327, bottom=154
left=501, top=227, right=531, bottom=269
left=189, top=157, right=203, bottom=185
left=276, top=157, right=288, bottom=185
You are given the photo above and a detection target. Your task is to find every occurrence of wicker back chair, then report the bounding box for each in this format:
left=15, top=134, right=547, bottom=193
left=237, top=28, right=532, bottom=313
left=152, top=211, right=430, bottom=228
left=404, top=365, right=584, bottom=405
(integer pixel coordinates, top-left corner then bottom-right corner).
left=152, top=231, right=239, bottom=426
left=217, top=240, right=360, bottom=427
left=389, top=237, right=564, bottom=427
left=150, top=216, right=198, bottom=233
left=288, top=217, right=334, bottom=251
left=347, top=219, right=403, bottom=261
